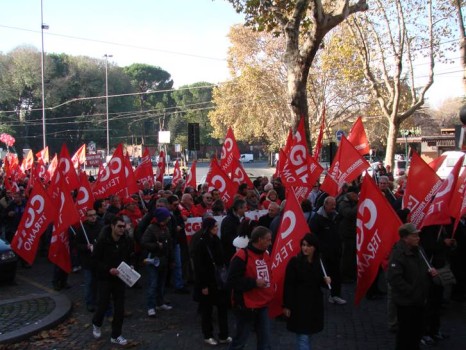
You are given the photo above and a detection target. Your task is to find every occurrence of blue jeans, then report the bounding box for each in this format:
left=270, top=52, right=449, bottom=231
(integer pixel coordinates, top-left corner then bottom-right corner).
left=229, top=307, right=271, bottom=350
left=146, top=264, right=168, bottom=309
left=296, top=334, right=311, bottom=350
left=172, top=244, right=184, bottom=289
left=83, top=268, right=97, bottom=306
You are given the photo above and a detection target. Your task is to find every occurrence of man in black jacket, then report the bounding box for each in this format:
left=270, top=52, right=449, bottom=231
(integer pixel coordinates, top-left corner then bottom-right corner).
left=309, top=196, right=346, bottom=305
left=387, top=223, right=438, bottom=350
left=91, top=216, right=133, bottom=346
left=76, top=209, right=103, bottom=312
left=221, top=199, right=246, bottom=265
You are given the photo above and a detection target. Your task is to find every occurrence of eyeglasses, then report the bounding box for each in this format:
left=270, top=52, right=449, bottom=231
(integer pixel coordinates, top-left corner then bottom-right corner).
left=116, top=224, right=126, bottom=228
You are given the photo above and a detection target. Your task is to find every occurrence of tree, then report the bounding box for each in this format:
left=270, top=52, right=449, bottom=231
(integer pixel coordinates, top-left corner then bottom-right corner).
left=123, top=63, right=174, bottom=145
left=227, top=0, right=368, bottom=148
left=346, top=0, right=457, bottom=166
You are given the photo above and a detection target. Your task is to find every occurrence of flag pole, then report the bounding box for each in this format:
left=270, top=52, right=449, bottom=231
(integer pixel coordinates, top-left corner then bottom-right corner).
left=77, top=221, right=90, bottom=245
left=320, top=258, right=332, bottom=290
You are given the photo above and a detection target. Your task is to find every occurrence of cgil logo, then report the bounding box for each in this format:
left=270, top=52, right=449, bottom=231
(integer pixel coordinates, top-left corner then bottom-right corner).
left=100, top=158, right=122, bottom=182
left=77, top=186, right=90, bottom=206
left=356, top=198, right=377, bottom=251
left=221, top=137, right=233, bottom=159
left=24, top=195, right=45, bottom=229
left=210, top=175, right=226, bottom=192
left=280, top=210, right=296, bottom=240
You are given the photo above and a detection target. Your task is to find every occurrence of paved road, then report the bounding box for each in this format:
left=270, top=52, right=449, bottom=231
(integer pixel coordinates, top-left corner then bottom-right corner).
left=1, top=255, right=465, bottom=350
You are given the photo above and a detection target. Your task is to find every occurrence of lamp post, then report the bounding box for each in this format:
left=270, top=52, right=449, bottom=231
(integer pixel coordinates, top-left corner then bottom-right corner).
left=40, top=0, right=49, bottom=148
left=104, top=54, right=113, bottom=157
left=401, top=130, right=412, bottom=164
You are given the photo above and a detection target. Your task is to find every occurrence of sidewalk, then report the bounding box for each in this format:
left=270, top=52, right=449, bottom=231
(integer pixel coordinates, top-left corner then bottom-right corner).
left=0, top=256, right=465, bottom=349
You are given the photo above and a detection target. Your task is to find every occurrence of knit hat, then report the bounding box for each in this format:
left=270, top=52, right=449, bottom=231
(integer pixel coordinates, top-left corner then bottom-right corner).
left=202, top=216, right=217, bottom=232
left=398, top=223, right=420, bottom=238
left=153, top=208, right=171, bottom=222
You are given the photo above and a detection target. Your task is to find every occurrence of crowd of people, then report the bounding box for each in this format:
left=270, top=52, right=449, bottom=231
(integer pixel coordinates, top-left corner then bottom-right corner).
left=1, top=160, right=465, bottom=349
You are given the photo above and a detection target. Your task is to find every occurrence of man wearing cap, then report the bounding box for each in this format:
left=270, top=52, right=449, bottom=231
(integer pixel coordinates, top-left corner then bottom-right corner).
left=387, top=223, right=438, bottom=350
left=337, top=186, right=359, bottom=284
left=141, top=207, right=173, bottom=317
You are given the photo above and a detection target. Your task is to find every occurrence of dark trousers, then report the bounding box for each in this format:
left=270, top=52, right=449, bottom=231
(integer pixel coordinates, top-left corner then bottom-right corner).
left=340, top=237, right=356, bottom=282
left=424, top=284, right=443, bottom=336
left=323, top=256, right=342, bottom=297
left=396, top=304, right=424, bottom=350
left=199, top=300, right=228, bottom=339
left=229, top=307, right=271, bottom=350
left=92, top=279, right=126, bottom=338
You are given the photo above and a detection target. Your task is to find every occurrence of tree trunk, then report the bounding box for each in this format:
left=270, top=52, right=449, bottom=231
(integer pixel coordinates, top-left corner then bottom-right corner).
left=384, top=118, right=400, bottom=167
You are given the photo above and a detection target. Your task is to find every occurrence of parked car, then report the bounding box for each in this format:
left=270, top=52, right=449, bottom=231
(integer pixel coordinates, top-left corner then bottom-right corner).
left=392, top=159, right=407, bottom=180
left=436, top=151, right=466, bottom=179
left=240, top=154, right=254, bottom=163
left=0, top=238, right=17, bottom=283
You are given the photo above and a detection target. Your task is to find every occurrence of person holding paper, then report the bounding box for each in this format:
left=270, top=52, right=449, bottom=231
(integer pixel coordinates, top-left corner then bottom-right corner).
left=91, top=216, right=133, bottom=346
left=282, top=233, right=331, bottom=350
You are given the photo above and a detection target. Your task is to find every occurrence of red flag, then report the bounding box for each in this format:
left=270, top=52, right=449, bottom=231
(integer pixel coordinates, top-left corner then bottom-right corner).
left=230, top=157, right=254, bottom=190
left=421, top=156, right=464, bottom=228
left=134, top=148, right=154, bottom=188
left=448, top=169, right=466, bottom=225
left=47, top=154, right=58, bottom=181
left=355, top=176, right=401, bottom=305
left=76, top=172, right=96, bottom=220
left=347, top=117, right=370, bottom=156
left=121, top=154, right=139, bottom=196
left=283, top=129, right=293, bottom=155
left=274, top=148, right=286, bottom=179
left=313, top=108, right=326, bottom=160
left=155, top=151, right=166, bottom=182
left=92, top=144, right=127, bottom=200
left=428, top=154, right=447, bottom=172
left=268, top=190, right=308, bottom=317
left=10, top=183, right=56, bottom=265
left=172, top=160, right=182, bottom=186
left=56, top=144, right=80, bottom=190
left=184, top=160, right=197, bottom=190
left=36, top=146, right=49, bottom=164
left=205, top=159, right=236, bottom=208
left=281, top=151, right=323, bottom=189
left=47, top=174, right=79, bottom=273
left=71, top=144, right=86, bottom=169
left=320, top=136, right=369, bottom=196
left=220, top=127, right=241, bottom=174
left=21, top=149, right=34, bottom=172
left=403, top=151, right=443, bottom=228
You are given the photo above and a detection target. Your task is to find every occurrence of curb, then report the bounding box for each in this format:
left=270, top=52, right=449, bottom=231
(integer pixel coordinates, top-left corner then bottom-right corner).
left=0, top=293, right=72, bottom=344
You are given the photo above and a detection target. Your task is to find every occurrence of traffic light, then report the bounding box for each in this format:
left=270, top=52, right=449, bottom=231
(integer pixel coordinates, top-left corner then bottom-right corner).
left=188, top=123, right=200, bottom=151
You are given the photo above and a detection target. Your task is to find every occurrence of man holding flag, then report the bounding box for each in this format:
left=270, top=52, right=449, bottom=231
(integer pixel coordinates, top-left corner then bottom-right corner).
left=387, top=223, right=438, bottom=350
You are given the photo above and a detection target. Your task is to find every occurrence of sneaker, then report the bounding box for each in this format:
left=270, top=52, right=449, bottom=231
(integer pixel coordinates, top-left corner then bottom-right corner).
left=92, top=324, right=101, bottom=339
left=111, top=335, right=128, bottom=346
left=147, top=308, right=156, bottom=317
left=204, top=338, right=218, bottom=346
left=328, top=296, right=347, bottom=305
left=156, top=304, right=173, bottom=311
left=218, top=336, right=232, bottom=344
left=420, top=335, right=435, bottom=346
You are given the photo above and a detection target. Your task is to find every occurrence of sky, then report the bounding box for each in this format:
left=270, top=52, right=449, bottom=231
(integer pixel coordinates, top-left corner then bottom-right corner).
left=0, top=0, right=463, bottom=108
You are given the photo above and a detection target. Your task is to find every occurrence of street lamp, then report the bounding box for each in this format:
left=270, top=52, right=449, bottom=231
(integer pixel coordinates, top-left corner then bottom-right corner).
left=401, top=130, right=411, bottom=163
left=104, top=54, right=113, bottom=157
left=40, top=0, right=49, bottom=149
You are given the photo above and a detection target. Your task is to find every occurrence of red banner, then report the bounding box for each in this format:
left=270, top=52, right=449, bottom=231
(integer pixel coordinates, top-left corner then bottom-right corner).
left=347, top=117, right=370, bottom=156
left=57, top=144, right=80, bottom=191
left=35, top=146, right=49, bottom=164
left=403, top=151, right=443, bottom=228
left=92, top=144, right=127, bottom=199
left=422, top=156, right=464, bottom=228
left=184, top=160, right=197, bottom=190
left=47, top=154, right=58, bottom=180
left=155, top=150, right=166, bottom=182
left=134, top=148, right=154, bottom=188
left=269, top=190, right=308, bottom=317
left=21, top=150, right=34, bottom=172
left=230, top=157, right=254, bottom=190
left=205, top=158, right=236, bottom=208
left=172, top=160, right=182, bottom=186
left=220, top=127, right=240, bottom=174
left=71, top=144, right=86, bottom=169
left=11, top=183, right=56, bottom=265
left=355, top=176, right=401, bottom=305
left=76, top=172, right=96, bottom=220
left=320, top=136, right=369, bottom=196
